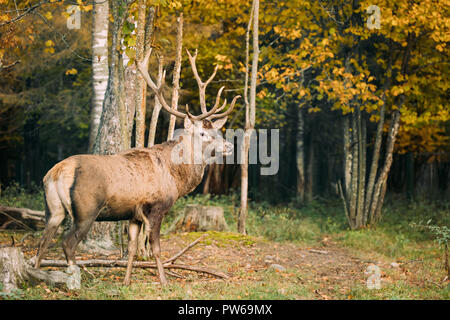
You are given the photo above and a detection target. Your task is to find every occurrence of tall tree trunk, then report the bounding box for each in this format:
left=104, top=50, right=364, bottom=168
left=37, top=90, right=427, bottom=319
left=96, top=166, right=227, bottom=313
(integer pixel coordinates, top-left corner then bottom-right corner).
left=131, top=4, right=156, bottom=258
left=124, top=65, right=136, bottom=141
left=203, top=164, right=214, bottom=194
left=134, top=2, right=155, bottom=148
left=89, top=0, right=109, bottom=153
left=364, top=104, right=385, bottom=223
left=340, top=115, right=352, bottom=225
left=304, top=131, right=314, bottom=203
left=296, top=107, right=305, bottom=201
left=167, top=13, right=183, bottom=141
left=238, top=131, right=250, bottom=234
left=343, top=116, right=352, bottom=195
left=238, top=0, right=258, bottom=234
left=355, top=107, right=366, bottom=228
left=134, top=0, right=147, bottom=148
left=371, top=110, right=401, bottom=222
left=348, top=111, right=359, bottom=228
left=83, top=0, right=133, bottom=254
left=147, top=55, right=164, bottom=147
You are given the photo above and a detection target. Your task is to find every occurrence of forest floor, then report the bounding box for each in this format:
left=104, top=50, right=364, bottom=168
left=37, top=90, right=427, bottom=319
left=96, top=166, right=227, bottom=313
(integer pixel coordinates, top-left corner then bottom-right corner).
left=0, top=188, right=448, bottom=299
left=0, top=229, right=448, bottom=300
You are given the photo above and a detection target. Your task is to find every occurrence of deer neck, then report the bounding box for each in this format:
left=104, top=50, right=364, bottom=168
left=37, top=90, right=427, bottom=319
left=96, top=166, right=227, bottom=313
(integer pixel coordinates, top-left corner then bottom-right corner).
left=167, top=133, right=207, bottom=197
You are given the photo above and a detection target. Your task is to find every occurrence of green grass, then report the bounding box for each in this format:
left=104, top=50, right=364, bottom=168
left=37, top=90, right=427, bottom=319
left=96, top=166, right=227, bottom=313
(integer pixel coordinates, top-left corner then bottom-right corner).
left=0, top=182, right=45, bottom=211
left=175, top=230, right=258, bottom=247
left=347, top=281, right=450, bottom=300
left=9, top=267, right=313, bottom=300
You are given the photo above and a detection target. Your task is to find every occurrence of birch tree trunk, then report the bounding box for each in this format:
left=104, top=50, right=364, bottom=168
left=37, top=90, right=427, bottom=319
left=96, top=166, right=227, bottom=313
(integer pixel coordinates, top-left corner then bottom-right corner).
left=340, top=106, right=401, bottom=229
left=89, top=0, right=109, bottom=153
left=343, top=116, right=352, bottom=195
left=238, top=0, right=258, bottom=234
left=338, top=38, right=407, bottom=229
left=370, top=109, right=401, bottom=222
left=362, top=105, right=383, bottom=221
left=167, top=13, right=183, bottom=141
left=147, top=55, right=164, bottom=147
left=355, top=107, right=366, bottom=228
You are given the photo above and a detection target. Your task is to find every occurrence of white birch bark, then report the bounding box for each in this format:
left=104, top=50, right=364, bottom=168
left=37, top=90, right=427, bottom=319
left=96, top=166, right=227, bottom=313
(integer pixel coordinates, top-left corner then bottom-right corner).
left=167, top=14, right=183, bottom=141
left=89, top=0, right=109, bottom=152
left=147, top=55, right=164, bottom=147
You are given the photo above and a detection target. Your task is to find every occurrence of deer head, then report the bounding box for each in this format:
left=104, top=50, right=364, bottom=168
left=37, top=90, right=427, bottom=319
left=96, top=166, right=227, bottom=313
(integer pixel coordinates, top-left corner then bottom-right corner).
left=137, top=49, right=240, bottom=164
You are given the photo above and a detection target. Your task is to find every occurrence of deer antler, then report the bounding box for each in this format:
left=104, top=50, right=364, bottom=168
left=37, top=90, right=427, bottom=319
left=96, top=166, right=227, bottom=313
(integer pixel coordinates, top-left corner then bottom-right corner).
left=186, top=49, right=219, bottom=114
left=136, top=49, right=187, bottom=119
left=186, top=49, right=241, bottom=120
left=208, top=95, right=241, bottom=119
left=136, top=48, right=241, bottom=121
left=185, top=86, right=225, bottom=120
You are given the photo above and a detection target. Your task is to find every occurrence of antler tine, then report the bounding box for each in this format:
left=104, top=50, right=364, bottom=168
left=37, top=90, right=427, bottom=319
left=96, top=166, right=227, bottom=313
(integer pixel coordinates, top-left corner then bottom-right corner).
left=215, top=98, right=228, bottom=114
left=186, top=48, right=220, bottom=115
left=208, top=95, right=241, bottom=120
left=185, top=104, right=195, bottom=119
left=188, top=86, right=225, bottom=121
left=136, top=55, right=187, bottom=119
left=142, top=48, right=152, bottom=68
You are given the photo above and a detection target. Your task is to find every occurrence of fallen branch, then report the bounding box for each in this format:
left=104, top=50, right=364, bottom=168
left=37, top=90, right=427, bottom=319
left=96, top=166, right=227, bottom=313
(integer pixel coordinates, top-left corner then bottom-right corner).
left=164, top=234, right=207, bottom=264
left=165, top=270, right=185, bottom=279
left=0, top=210, right=35, bottom=231
left=0, top=206, right=45, bottom=218
left=309, top=249, right=329, bottom=255
left=0, top=206, right=45, bottom=230
left=162, top=263, right=229, bottom=279
left=39, top=259, right=229, bottom=279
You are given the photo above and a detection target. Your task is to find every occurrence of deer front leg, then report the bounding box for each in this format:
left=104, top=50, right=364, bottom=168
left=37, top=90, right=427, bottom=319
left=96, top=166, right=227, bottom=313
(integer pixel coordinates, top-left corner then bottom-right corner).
left=149, top=213, right=167, bottom=286
left=123, top=220, right=140, bottom=286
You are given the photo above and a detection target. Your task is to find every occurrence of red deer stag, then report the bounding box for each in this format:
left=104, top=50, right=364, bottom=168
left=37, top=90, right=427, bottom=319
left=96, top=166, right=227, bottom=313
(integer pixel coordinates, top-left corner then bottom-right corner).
left=34, top=49, right=240, bottom=286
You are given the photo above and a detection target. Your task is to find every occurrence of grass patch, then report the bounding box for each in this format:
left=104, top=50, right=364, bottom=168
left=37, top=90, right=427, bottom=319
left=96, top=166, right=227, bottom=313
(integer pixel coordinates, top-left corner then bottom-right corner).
left=172, top=231, right=258, bottom=247
left=347, top=280, right=450, bottom=300
left=13, top=267, right=313, bottom=300
left=0, top=182, right=45, bottom=210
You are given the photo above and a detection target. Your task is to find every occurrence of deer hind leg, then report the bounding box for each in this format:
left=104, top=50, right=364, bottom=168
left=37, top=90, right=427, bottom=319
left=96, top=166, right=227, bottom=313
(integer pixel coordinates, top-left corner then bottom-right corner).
left=148, top=210, right=167, bottom=286
left=62, top=208, right=97, bottom=267
left=123, top=219, right=141, bottom=285
left=35, top=185, right=66, bottom=268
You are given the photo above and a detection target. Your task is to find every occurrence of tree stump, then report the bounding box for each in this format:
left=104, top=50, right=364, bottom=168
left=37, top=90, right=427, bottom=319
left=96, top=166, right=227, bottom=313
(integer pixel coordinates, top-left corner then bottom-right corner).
left=171, top=205, right=228, bottom=233
left=0, top=247, right=80, bottom=292
left=0, top=247, right=28, bottom=292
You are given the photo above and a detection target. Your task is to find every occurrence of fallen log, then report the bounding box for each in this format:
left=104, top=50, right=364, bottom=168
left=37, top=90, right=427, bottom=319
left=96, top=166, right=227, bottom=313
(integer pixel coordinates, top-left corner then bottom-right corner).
left=0, top=206, right=45, bottom=230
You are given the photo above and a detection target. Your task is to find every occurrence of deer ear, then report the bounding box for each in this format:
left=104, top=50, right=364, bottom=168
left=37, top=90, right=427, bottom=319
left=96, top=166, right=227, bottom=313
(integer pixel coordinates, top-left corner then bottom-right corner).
left=212, top=117, right=228, bottom=129
left=184, top=116, right=193, bottom=131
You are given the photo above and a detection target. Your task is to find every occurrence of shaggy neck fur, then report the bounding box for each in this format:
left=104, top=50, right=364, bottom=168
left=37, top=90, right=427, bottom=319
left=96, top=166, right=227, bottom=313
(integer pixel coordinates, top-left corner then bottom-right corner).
left=164, top=131, right=207, bottom=197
